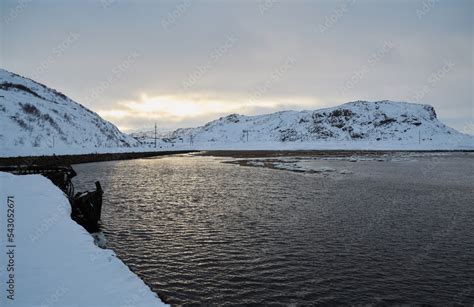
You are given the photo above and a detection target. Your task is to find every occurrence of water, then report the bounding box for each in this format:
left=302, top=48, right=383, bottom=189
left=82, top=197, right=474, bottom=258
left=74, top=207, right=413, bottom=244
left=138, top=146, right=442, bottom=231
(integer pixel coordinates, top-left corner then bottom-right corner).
left=73, top=153, right=474, bottom=305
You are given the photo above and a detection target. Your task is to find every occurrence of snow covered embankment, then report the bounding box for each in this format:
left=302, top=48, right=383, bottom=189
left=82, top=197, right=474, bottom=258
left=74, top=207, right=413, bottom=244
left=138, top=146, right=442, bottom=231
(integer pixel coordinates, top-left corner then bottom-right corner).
left=0, top=172, right=165, bottom=306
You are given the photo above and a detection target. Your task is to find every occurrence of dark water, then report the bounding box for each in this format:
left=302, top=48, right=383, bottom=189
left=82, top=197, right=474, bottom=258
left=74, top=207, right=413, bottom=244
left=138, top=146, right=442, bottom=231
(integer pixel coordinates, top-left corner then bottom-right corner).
left=73, top=153, right=474, bottom=305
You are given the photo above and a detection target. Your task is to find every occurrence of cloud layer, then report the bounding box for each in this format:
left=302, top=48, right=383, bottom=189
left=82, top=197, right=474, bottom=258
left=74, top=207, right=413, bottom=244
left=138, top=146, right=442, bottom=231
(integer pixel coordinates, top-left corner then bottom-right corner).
left=1, top=0, right=472, bottom=133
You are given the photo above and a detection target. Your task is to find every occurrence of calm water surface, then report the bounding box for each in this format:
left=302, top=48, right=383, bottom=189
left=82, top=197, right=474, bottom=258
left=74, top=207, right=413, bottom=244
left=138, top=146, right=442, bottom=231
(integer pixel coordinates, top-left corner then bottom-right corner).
left=73, top=153, right=474, bottom=305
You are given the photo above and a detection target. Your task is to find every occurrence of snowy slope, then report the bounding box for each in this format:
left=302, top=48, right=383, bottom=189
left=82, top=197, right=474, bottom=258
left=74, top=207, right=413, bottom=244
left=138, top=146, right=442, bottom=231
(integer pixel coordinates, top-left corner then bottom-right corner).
left=159, top=101, right=473, bottom=150
left=0, top=172, right=166, bottom=306
left=1, top=67, right=471, bottom=155
left=0, top=69, right=139, bottom=156
left=129, top=128, right=173, bottom=149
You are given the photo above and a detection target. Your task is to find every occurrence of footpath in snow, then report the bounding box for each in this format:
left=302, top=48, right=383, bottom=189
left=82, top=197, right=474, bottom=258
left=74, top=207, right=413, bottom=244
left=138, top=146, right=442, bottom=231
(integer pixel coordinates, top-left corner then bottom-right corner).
left=0, top=172, right=166, bottom=307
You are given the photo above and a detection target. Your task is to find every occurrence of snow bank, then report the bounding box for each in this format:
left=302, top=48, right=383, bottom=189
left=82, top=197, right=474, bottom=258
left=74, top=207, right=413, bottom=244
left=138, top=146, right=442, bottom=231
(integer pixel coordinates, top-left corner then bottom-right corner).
left=0, top=172, right=166, bottom=306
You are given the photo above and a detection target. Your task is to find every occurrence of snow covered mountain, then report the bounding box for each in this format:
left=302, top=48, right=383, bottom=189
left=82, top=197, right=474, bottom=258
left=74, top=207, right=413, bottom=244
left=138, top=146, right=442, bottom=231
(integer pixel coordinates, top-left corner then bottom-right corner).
left=0, top=69, right=139, bottom=156
left=1, top=67, right=471, bottom=156
left=160, top=101, right=473, bottom=150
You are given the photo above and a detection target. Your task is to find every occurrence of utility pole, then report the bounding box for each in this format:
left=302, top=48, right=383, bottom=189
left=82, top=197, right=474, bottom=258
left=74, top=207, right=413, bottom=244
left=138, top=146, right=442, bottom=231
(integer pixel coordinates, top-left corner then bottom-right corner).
left=52, top=135, right=55, bottom=148
left=243, top=130, right=249, bottom=142
left=154, top=122, right=157, bottom=148
left=418, top=129, right=421, bottom=144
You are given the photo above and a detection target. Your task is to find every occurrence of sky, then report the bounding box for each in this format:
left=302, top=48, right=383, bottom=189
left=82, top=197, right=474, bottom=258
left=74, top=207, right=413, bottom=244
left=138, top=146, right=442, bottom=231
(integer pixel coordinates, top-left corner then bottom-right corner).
left=1, top=0, right=472, bottom=133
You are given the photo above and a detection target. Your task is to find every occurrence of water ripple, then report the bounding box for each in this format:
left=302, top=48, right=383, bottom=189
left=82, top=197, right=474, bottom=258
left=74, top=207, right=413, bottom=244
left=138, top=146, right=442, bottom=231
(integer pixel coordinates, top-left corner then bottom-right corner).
left=73, top=154, right=474, bottom=305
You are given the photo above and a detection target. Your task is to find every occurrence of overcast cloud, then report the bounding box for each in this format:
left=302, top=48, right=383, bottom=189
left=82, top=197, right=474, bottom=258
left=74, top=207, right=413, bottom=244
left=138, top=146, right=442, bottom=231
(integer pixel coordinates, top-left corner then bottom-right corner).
left=1, top=0, right=472, bottom=132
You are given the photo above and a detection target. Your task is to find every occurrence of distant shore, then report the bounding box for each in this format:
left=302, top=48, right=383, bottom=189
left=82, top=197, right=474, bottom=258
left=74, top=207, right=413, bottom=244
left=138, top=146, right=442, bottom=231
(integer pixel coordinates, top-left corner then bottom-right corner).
left=0, top=150, right=196, bottom=166
left=197, top=149, right=474, bottom=159
left=1, top=149, right=473, bottom=166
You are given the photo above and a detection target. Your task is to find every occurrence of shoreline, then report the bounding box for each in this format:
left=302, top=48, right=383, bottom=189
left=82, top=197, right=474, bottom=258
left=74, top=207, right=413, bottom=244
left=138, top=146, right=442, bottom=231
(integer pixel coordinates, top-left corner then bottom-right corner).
left=0, top=150, right=197, bottom=166
left=0, top=172, right=166, bottom=306
left=0, top=149, right=472, bottom=166
left=196, top=149, right=474, bottom=158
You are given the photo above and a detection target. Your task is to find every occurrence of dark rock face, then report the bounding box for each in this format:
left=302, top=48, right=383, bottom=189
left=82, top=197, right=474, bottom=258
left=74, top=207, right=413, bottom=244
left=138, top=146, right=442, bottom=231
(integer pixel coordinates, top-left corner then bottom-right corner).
left=308, top=124, right=334, bottom=139
left=330, top=109, right=353, bottom=118
left=424, top=105, right=437, bottom=119
left=279, top=128, right=298, bottom=142
left=0, top=82, right=43, bottom=99
left=224, top=114, right=240, bottom=123
left=350, top=132, right=364, bottom=139
left=376, top=117, right=397, bottom=126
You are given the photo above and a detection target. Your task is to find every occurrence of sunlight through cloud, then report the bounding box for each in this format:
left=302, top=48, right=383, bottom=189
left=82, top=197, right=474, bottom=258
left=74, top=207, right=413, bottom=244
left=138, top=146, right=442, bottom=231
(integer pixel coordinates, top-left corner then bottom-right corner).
left=97, top=93, right=323, bottom=131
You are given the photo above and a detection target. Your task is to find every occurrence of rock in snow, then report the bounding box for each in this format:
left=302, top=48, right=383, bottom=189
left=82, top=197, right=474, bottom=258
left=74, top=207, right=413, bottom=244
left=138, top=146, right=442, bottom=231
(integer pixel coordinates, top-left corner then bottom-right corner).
left=0, top=172, right=166, bottom=306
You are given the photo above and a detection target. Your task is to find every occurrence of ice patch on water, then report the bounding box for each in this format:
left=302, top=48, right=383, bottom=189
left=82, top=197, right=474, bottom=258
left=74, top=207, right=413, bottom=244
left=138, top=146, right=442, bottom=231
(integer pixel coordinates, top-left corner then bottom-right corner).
left=271, top=161, right=340, bottom=174
left=273, top=162, right=303, bottom=172
left=247, top=160, right=265, bottom=167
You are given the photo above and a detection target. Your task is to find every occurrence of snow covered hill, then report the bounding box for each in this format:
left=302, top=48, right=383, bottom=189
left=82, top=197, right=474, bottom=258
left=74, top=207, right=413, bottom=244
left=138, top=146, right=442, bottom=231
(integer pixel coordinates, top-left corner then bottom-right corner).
left=0, top=69, right=139, bottom=156
left=158, top=101, right=473, bottom=150
left=1, top=67, right=471, bottom=155
left=129, top=128, right=172, bottom=148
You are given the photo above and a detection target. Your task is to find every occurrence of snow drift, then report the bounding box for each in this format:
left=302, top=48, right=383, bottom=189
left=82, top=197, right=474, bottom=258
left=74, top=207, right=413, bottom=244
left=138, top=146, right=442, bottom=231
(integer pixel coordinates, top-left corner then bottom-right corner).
left=0, top=172, right=165, bottom=306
